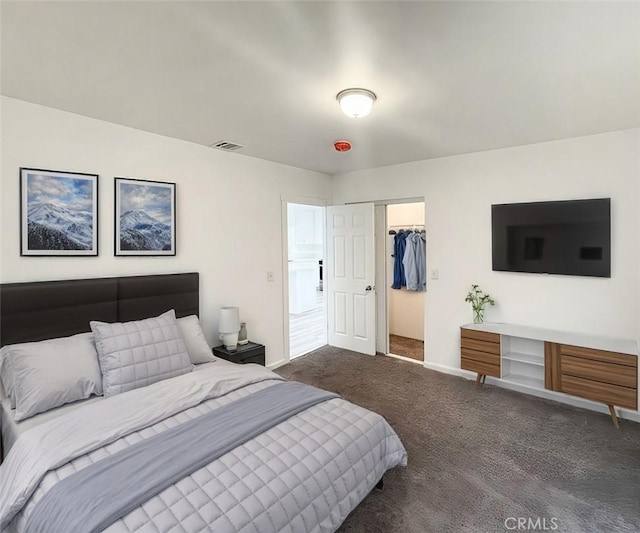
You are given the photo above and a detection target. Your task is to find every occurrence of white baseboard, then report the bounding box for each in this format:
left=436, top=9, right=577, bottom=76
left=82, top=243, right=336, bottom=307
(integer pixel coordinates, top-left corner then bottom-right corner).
left=423, top=361, right=640, bottom=424
left=423, top=361, right=478, bottom=380
left=267, top=359, right=288, bottom=370
left=385, top=353, right=423, bottom=365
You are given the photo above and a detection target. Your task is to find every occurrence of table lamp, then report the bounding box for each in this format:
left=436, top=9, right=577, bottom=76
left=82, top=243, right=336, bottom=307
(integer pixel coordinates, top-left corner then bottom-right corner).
left=219, top=306, right=240, bottom=351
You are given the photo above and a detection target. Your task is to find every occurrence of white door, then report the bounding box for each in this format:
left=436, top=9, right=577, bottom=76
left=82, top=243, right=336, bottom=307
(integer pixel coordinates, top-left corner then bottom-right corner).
left=326, top=203, right=376, bottom=355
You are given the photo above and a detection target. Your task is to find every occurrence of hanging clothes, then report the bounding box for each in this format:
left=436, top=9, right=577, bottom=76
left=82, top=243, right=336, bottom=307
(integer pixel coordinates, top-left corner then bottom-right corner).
left=403, top=232, right=426, bottom=291
left=391, top=231, right=409, bottom=289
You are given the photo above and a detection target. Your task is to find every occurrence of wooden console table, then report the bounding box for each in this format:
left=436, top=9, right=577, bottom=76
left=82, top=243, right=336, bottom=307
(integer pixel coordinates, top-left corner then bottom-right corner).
left=460, top=323, right=639, bottom=428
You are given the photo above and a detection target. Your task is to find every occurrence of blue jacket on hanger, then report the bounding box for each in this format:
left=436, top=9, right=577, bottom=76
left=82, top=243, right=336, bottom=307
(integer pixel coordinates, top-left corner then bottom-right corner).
left=391, top=231, right=409, bottom=289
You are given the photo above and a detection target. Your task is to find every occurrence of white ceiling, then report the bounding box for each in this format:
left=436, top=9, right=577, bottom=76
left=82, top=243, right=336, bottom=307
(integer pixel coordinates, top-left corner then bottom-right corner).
left=2, top=1, right=639, bottom=175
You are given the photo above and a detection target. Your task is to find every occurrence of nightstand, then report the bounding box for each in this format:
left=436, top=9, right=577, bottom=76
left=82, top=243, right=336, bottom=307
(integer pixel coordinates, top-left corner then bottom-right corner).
left=212, top=341, right=266, bottom=366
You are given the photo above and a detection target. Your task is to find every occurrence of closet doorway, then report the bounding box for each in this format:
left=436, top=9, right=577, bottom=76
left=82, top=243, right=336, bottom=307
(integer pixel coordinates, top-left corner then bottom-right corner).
left=286, top=202, right=327, bottom=359
left=385, top=202, right=425, bottom=363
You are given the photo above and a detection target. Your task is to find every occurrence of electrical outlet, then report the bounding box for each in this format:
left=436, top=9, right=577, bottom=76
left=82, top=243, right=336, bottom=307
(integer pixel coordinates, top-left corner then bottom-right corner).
left=430, top=269, right=439, bottom=280
left=267, top=271, right=275, bottom=282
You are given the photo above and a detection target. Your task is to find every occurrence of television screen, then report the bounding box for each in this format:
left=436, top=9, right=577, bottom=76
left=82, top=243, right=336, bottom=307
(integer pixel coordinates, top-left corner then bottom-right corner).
left=491, top=198, right=611, bottom=278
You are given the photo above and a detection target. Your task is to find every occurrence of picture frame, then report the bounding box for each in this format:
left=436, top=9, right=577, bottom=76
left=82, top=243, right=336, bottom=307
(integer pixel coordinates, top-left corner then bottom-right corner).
left=114, top=177, right=176, bottom=256
left=20, top=167, right=99, bottom=256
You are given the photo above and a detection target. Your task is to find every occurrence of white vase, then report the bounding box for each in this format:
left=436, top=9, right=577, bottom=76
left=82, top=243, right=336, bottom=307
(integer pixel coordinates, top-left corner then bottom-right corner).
left=238, top=322, right=248, bottom=345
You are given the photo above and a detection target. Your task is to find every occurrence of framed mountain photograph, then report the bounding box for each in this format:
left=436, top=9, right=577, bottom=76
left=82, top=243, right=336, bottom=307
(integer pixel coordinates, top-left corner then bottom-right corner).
left=114, top=177, right=176, bottom=256
left=20, top=168, right=99, bottom=256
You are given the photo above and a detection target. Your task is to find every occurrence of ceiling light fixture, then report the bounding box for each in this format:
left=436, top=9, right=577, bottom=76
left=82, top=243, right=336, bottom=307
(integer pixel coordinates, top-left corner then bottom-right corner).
left=336, top=88, right=377, bottom=118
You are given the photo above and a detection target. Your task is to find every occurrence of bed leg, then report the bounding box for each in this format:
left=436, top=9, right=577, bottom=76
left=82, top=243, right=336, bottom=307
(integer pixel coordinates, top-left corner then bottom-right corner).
left=375, top=477, right=384, bottom=490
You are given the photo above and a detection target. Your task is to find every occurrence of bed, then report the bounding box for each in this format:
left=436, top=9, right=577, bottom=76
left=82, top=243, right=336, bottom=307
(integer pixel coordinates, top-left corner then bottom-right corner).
left=0, top=273, right=407, bottom=533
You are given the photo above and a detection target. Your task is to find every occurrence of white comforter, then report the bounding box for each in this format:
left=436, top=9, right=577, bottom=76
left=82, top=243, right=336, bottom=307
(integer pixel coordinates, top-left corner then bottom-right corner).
left=0, top=364, right=407, bottom=533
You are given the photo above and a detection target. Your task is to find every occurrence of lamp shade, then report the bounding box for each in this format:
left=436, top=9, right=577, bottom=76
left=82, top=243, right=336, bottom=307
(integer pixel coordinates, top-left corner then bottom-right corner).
left=219, top=306, right=240, bottom=333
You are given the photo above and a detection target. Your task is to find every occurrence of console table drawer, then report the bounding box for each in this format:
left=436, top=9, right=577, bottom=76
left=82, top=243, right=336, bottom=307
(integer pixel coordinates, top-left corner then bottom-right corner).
left=561, top=355, right=637, bottom=389
left=460, top=329, right=500, bottom=344
left=561, top=375, right=637, bottom=410
left=461, top=357, right=500, bottom=378
left=461, top=337, right=500, bottom=355
left=461, top=328, right=501, bottom=378
left=560, top=345, right=637, bottom=368
left=461, top=348, right=500, bottom=366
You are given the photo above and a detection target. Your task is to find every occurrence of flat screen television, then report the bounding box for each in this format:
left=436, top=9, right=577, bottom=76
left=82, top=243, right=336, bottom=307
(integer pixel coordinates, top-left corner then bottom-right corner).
left=491, top=198, right=611, bottom=278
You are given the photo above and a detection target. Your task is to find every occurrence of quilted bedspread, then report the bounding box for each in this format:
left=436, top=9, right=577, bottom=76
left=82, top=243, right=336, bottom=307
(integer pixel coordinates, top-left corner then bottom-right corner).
left=0, top=363, right=407, bottom=533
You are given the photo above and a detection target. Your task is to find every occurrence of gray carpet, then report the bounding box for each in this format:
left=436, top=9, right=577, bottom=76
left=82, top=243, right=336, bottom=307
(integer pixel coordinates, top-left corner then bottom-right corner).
left=275, top=346, right=640, bottom=533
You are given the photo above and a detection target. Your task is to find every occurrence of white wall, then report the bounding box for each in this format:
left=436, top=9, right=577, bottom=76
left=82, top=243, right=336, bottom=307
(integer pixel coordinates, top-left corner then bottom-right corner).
left=333, top=128, right=640, bottom=371
left=387, top=202, right=425, bottom=229
left=0, top=97, right=332, bottom=366
left=3, top=98, right=638, bottom=372
left=387, top=202, right=425, bottom=341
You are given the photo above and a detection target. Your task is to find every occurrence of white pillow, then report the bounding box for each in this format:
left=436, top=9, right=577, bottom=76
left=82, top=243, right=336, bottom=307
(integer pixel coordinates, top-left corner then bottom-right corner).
left=91, top=309, right=192, bottom=397
left=177, top=315, right=215, bottom=364
left=5, top=333, right=103, bottom=422
left=0, top=346, right=16, bottom=408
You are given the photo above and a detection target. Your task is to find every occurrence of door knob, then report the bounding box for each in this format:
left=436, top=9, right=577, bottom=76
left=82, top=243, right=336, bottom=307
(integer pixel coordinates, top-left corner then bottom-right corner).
left=365, top=285, right=374, bottom=291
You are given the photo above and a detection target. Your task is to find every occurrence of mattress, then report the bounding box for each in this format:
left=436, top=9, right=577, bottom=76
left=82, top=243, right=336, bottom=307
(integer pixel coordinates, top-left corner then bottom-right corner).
left=0, top=362, right=407, bottom=533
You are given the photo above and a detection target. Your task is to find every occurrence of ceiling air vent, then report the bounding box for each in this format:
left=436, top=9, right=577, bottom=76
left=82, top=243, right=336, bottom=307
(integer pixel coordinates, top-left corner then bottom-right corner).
left=211, top=140, right=244, bottom=152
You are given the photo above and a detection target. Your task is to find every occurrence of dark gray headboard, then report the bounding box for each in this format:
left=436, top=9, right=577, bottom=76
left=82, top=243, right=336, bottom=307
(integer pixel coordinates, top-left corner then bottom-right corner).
left=0, top=272, right=199, bottom=346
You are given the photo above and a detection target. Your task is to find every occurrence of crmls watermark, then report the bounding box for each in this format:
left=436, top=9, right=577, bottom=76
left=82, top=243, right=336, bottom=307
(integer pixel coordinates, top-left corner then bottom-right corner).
left=504, top=517, right=559, bottom=531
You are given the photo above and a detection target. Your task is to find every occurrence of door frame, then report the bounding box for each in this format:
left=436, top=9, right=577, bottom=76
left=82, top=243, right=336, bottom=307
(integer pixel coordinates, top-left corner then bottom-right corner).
left=280, top=195, right=329, bottom=364
left=368, top=197, right=427, bottom=360
left=374, top=205, right=388, bottom=354
left=281, top=196, right=427, bottom=364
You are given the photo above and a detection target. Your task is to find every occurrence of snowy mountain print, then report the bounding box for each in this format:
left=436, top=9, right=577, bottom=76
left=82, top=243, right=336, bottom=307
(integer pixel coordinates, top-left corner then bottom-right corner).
left=115, top=179, right=175, bottom=255
left=22, top=170, right=97, bottom=255
left=27, top=203, right=94, bottom=249
left=119, top=210, right=172, bottom=251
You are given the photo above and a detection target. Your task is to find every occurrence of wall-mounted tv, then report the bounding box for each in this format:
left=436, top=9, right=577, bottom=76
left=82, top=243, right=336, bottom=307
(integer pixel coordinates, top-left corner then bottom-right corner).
left=491, top=198, right=611, bottom=278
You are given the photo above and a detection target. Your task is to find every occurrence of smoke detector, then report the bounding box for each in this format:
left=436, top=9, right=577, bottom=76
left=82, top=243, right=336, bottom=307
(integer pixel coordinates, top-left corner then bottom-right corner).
left=334, top=140, right=352, bottom=152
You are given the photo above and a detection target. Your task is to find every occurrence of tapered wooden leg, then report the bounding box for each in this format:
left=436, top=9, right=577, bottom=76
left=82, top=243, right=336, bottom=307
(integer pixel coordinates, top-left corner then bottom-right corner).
left=481, top=374, right=486, bottom=385
left=475, top=373, right=483, bottom=389
left=608, top=405, right=620, bottom=429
